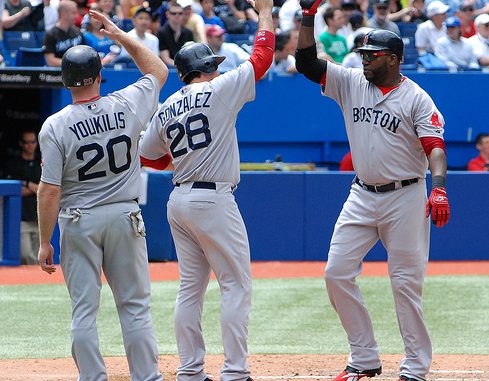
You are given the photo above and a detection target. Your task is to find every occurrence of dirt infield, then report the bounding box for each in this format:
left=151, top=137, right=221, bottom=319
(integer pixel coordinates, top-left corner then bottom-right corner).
left=1, top=261, right=489, bottom=380
left=1, top=260, right=489, bottom=285
left=1, top=354, right=489, bottom=381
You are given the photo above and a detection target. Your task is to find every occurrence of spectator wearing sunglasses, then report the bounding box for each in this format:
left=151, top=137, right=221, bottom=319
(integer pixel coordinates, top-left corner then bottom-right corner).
left=367, top=0, right=401, bottom=36
left=415, top=0, right=448, bottom=54
left=158, top=2, right=195, bottom=66
left=457, top=3, right=476, bottom=37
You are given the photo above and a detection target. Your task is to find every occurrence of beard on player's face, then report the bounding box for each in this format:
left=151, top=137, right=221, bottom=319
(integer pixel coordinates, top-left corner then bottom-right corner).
left=363, top=61, right=389, bottom=84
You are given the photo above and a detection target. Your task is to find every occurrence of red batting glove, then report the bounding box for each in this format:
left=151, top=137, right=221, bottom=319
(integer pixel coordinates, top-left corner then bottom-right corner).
left=425, top=187, right=450, bottom=228
left=300, top=0, right=322, bottom=15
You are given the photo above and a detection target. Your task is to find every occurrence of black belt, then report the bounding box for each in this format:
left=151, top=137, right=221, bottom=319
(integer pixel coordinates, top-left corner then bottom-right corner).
left=354, top=176, right=418, bottom=193
left=175, top=181, right=216, bottom=190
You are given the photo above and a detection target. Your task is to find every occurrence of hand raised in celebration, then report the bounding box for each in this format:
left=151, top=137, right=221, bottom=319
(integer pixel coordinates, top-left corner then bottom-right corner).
left=89, top=10, right=125, bottom=42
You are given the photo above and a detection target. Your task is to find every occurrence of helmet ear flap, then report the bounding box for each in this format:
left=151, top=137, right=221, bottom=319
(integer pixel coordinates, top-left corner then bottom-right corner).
left=174, top=42, right=226, bottom=81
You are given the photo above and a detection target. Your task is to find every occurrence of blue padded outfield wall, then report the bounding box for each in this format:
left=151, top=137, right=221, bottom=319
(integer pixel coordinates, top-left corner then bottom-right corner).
left=1, top=170, right=488, bottom=264
left=50, top=69, right=489, bottom=169
left=138, top=171, right=489, bottom=262
left=0, top=181, right=22, bottom=266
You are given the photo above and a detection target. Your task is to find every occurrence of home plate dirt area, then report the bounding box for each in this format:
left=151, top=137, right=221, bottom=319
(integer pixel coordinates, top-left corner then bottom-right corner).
left=1, top=354, right=489, bottom=381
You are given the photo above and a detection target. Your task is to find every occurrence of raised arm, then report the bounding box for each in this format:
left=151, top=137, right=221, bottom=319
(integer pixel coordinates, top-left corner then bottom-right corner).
left=89, top=10, right=169, bottom=88
left=247, top=0, right=275, bottom=79
left=295, top=0, right=329, bottom=84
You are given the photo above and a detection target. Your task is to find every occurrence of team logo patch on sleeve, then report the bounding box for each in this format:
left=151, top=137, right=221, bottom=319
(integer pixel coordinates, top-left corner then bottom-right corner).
left=430, top=111, right=443, bottom=128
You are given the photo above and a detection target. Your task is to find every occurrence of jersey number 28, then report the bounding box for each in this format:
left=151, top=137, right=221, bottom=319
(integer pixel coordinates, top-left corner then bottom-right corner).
left=76, top=135, right=131, bottom=181
left=166, top=113, right=212, bottom=158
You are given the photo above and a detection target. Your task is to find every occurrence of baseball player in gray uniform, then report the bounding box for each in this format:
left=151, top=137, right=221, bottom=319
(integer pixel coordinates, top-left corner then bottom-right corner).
left=138, top=1, right=275, bottom=380
left=296, top=3, right=451, bottom=381
left=37, top=10, right=168, bottom=381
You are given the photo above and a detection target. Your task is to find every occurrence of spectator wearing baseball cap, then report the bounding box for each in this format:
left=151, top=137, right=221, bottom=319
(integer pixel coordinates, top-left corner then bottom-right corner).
left=205, top=24, right=250, bottom=71
left=342, top=31, right=366, bottom=68
left=456, top=2, right=476, bottom=37
left=467, top=13, right=489, bottom=66
left=178, top=0, right=207, bottom=42
left=115, top=6, right=160, bottom=63
left=434, top=16, right=480, bottom=69
left=367, top=0, right=401, bottom=36
left=415, top=0, right=449, bottom=54
left=346, top=10, right=373, bottom=49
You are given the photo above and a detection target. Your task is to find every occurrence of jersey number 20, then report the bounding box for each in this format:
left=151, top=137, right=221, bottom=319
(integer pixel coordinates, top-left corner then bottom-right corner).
left=76, top=135, right=131, bottom=181
left=166, top=113, right=212, bottom=158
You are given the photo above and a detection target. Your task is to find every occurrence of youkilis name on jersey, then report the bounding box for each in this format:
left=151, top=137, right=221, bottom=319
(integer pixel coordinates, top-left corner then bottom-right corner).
left=353, top=107, right=401, bottom=134
left=69, top=112, right=126, bottom=141
left=157, top=91, right=212, bottom=125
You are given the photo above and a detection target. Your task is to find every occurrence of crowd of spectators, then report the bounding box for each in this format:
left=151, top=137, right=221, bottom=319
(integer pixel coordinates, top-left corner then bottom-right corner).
left=0, top=0, right=488, bottom=71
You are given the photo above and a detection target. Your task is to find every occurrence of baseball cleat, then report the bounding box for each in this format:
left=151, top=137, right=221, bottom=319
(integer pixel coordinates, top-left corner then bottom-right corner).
left=399, top=376, right=422, bottom=381
left=333, top=366, right=382, bottom=381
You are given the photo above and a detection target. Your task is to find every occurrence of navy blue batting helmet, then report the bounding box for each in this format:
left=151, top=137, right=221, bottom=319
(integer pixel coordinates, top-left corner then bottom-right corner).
left=356, top=29, right=404, bottom=61
left=61, top=45, right=102, bottom=88
left=174, top=42, right=225, bottom=81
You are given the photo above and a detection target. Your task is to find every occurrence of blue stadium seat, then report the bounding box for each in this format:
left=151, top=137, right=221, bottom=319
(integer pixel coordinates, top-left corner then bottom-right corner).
left=397, top=22, right=419, bottom=68
left=1, top=31, right=43, bottom=67
left=15, top=47, right=46, bottom=66
left=225, top=33, right=254, bottom=46
left=244, top=20, right=258, bottom=35
left=397, top=22, right=418, bottom=38
left=36, top=31, right=46, bottom=47
left=417, top=53, right=448, bottom=70
left=2, top=31, right=39, bottom=50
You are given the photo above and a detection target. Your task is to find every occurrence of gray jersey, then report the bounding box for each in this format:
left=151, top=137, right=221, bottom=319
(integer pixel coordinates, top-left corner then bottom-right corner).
left=39, top=74, right=160, bottom=208
left=140, top=61, right=255, bottom=186
left=322, top=63, right=445, bottom=184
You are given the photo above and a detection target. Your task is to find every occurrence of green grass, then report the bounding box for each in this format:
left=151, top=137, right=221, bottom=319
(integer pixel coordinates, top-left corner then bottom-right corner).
left=0, top=276, right=488, bottom=359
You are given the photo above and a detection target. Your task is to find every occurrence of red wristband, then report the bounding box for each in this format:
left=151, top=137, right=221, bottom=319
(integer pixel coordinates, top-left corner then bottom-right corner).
left=254, top=29, right=275, bottom=48
left=249, top=30, right=275, bottom=80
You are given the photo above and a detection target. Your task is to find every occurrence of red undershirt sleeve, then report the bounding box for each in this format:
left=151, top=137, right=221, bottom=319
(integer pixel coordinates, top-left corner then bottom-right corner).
left=248, top=30, right=275, bottom=81
left=419, top=136, right=446, bottom=156
left=140, top=154, right=172, bottom=170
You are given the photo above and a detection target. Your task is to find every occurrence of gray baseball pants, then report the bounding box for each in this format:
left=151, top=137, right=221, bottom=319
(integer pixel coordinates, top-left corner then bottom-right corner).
left=167, top=182, right=252, bottom=381
left=325, top=179, right=431, bottom=381
left=58, top=201, right=162, bottom=381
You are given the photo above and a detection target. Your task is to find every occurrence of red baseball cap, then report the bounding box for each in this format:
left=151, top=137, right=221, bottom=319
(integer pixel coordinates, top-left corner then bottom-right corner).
left=206, top=24, right=226, bottom=37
